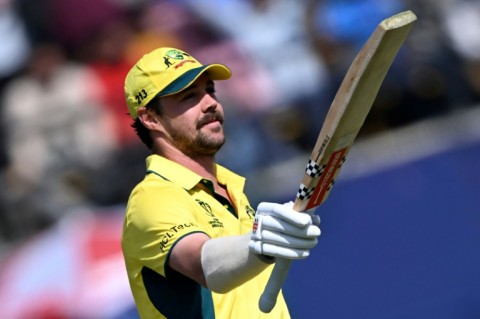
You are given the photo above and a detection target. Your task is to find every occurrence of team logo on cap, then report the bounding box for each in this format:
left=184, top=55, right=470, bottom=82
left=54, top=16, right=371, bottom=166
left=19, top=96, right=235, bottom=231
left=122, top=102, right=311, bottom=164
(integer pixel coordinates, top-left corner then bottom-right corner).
left=163, top=49, right=195, bottom=69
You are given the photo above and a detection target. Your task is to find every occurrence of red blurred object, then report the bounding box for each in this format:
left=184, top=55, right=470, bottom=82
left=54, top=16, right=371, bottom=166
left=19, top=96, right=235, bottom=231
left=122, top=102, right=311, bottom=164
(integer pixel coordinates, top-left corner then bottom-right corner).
left=0, top=207, right=134, bottom=319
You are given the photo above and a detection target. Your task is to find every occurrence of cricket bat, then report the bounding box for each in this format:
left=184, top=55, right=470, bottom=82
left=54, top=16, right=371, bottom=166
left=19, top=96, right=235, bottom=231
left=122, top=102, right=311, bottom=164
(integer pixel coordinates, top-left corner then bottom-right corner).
left=259, top=10, right=417, bottom=313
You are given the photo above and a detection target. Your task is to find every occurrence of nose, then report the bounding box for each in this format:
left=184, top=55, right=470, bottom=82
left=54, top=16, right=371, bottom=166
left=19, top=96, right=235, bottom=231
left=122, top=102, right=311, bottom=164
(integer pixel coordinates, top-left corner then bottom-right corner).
left=202, top=93, right=219, bottom=112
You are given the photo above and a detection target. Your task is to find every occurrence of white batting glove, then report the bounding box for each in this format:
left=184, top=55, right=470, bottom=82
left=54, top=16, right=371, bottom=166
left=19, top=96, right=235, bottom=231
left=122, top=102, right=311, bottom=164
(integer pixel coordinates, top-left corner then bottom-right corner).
left=249, top=202, right=321, bottom=260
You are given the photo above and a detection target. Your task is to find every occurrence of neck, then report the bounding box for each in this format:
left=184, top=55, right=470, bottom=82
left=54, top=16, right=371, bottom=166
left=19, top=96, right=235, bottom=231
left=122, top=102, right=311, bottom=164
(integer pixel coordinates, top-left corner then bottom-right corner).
left=152, top=142, right=232, bottom=203
left=153, top=144, right=217, bottom=181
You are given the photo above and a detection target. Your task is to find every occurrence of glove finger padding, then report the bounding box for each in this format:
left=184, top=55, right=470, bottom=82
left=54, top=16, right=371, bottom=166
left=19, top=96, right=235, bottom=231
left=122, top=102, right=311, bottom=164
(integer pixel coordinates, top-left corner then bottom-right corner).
left=256, top=202, right=313, bottom=227
left=258, top=229, right=318, bottom=249
left=249, top=241, right=311, bottom=259
left=254, top=215, right=320, bottom=238
left=279, top=201, right=320, bottom=223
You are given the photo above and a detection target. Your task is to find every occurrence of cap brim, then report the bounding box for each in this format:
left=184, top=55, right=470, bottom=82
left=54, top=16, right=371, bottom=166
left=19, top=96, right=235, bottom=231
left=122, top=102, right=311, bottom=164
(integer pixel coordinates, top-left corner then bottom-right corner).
left=159, top=64, right=232, bottom=97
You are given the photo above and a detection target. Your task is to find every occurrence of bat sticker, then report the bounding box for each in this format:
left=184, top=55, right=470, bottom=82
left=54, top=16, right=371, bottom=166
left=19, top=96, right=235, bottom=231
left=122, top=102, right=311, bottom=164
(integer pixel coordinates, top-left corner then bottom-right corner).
left=296, top=184, right=315, bottom=200
left=305, top=160, right=325, bottom=177
left=306, top=148, right=348, bottom=209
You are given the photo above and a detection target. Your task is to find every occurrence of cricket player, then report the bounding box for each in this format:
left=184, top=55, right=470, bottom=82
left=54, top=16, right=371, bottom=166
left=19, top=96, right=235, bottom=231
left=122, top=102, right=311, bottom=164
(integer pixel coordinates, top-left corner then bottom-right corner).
left=121, top=47, right=321, bottom=319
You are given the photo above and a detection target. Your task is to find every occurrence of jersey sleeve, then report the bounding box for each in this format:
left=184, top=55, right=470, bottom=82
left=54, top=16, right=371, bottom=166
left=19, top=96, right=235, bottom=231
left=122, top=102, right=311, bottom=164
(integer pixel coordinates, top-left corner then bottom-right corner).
left=122, top=178, right=207, bottom=277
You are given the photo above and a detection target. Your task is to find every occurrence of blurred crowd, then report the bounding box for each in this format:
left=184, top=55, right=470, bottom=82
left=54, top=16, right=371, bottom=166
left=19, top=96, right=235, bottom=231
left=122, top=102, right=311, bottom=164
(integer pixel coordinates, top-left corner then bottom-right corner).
left=0, top=0, right=479, bottom=247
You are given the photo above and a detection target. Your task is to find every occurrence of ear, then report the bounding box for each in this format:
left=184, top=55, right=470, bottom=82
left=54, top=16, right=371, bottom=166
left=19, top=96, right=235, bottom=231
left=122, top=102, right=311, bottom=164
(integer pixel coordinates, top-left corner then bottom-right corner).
left=137, top=107, right=162, bottom=130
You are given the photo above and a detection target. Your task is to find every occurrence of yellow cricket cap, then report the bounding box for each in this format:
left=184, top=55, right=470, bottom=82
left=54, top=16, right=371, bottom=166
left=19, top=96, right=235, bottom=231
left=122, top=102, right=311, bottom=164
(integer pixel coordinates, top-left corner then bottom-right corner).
left=124, top=47, right=232, bottom=119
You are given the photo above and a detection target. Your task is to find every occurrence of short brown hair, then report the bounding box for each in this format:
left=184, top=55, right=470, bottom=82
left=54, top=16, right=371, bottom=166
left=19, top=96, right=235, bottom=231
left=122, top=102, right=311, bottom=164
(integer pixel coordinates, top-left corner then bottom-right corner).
left=131, top=95, right=162, bottom=150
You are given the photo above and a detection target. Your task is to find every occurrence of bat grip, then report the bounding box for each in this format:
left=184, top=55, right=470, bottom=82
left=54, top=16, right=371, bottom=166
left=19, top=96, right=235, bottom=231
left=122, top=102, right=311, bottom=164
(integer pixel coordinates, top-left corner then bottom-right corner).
left=259, top=258, right=292, bottom=313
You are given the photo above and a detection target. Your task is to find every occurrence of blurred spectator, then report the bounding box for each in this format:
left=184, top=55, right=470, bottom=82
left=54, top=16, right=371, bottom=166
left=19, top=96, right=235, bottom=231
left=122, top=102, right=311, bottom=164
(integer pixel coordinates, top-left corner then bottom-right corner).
left=0, top=43, right=116, bottom=240
left=0, top=0, right=31, bottom=168
left=438, top=0, right=480, bottom=102
left=305, top=0, right=409, bottom=135
left=76, top=14, right=151, bottom=207
left=0, top=0, right=30, bottom=81
left=0, top=0, right=31, bottom=243
left=306, top=0, right=404, bottom=78
left=83, top=18, right=138, bottom=147
left=306, top=0, right=478, bottom=135
left=128, top=0, right=278, bottom=113
left=182, top=0, right=329, bottom=107
left=43, top=0, right=126, bottom=57
left=14, top=0, right=54, bottom=46
left=397, top=0, right=478, bottom=121
left=179, top=0, right=331, bottom=152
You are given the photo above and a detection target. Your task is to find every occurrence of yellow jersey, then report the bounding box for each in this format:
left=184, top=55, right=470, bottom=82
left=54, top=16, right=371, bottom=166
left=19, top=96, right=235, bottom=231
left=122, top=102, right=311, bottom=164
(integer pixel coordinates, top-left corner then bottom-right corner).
left=122, top=154, right=290, bottom=319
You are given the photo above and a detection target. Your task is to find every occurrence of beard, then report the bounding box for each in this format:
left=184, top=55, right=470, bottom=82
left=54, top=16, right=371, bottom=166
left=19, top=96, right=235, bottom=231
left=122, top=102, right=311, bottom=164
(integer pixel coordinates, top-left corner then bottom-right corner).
left=167, top=113, right=226, bottom=158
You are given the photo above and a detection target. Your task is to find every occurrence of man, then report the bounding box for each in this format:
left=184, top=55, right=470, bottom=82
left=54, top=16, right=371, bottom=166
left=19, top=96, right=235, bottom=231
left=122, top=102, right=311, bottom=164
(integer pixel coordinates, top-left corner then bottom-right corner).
left=121, top=47, right=321, bottom=318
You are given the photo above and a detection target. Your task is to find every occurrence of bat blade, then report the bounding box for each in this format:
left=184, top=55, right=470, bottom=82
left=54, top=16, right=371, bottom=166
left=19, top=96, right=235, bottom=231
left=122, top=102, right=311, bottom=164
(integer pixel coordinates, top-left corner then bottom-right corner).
left=259, top=10, right=417, bottom=313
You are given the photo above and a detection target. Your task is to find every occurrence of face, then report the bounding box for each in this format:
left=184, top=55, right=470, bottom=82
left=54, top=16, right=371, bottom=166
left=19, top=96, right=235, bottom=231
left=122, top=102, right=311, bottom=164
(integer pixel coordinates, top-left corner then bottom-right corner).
left=156, top=74, right=226, bottom=157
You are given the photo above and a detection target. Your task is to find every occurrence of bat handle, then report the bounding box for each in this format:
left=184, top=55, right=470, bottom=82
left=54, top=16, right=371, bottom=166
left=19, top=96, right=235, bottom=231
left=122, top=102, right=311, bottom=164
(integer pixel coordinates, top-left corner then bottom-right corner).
left=259, top=258, right=292, bottom=313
